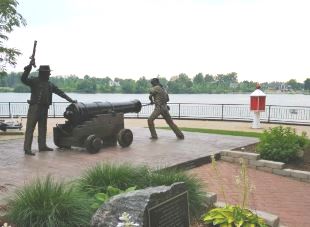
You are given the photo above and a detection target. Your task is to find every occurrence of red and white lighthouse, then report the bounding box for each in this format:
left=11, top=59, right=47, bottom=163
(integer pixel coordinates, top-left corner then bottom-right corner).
left=250, top=84, right=266, bottom=128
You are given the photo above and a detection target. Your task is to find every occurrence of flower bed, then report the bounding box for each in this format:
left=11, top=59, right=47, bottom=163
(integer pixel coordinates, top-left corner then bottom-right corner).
left=221, top=149, right=310, bottom=183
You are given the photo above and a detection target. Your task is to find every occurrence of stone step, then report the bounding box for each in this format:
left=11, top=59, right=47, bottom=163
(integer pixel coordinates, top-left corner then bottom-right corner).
left=221, top=150, right=260, bottom=160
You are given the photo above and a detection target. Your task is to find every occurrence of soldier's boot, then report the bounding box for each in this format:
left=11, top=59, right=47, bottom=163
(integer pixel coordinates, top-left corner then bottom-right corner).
left=176, top=132, right=185, bottom=140
left=148, top=119, right=158, bottom=140
left=39, top=146, right=53, bottom=152
left=166, top=120, right=184, bottom=140
left=38, top=138, right=53, bottom=152
left=24, top=150, right=35, bottom=156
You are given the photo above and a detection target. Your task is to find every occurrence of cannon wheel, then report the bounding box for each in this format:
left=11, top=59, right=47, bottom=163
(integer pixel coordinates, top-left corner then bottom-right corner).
left=85, top=135, right=103, bottom=154
left=117, top=129, right=133, bottom=148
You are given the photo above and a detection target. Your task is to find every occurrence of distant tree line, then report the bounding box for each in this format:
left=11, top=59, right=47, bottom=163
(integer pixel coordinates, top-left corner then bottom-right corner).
left=0, top=71, right=310, bottom=94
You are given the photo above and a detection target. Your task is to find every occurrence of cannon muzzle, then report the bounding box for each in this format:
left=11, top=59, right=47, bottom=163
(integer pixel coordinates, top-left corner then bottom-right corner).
left=64, top=99, right=142, bottom=124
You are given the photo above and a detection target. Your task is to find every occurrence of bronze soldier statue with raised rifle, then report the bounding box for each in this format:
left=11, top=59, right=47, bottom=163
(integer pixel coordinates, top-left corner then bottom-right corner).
left=21, top=41, right=77, bottom=156
left=148, top=78, right=184, bottom=140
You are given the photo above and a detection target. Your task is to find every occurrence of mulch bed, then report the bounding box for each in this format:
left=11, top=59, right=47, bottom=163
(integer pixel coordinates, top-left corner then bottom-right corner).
left=233, top=143, right=310, bottom=172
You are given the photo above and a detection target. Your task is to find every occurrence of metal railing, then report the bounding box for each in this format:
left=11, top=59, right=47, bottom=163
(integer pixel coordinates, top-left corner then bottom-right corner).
left=1, top=102, right=310, bottom=125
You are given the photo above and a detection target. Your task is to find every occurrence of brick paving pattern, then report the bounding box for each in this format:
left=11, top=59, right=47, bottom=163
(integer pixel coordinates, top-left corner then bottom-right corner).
left=0, top=128, right=257, bottom=204
left=190, top=161, right=310, bottom=227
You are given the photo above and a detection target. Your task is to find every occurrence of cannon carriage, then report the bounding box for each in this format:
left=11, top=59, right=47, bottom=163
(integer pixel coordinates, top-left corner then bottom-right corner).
left=53, top=100, right=142, bottom=153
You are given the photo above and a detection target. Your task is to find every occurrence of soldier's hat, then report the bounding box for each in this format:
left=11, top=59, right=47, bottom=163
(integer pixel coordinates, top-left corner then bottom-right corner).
left=37, top=65, right=52, bottom=72
left=150, top=78, right=159, bottom=85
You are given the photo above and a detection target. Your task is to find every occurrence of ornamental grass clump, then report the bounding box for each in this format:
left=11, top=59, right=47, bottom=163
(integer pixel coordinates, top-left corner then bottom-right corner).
left=257, top=126, right=309, bottom=163
left=149, top=168, right=206, bottom=219
left=77, top=163, right=150, bottom=194
left=6, top=176, right=92, bottom=227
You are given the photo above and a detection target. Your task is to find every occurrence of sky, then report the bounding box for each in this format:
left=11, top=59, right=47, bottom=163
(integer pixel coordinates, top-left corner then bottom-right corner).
left=5, top=0, right=310, bottom=82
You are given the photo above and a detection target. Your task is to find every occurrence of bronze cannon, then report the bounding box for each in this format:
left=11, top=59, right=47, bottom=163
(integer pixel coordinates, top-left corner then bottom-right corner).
left=53, top=100, right=142, bottom=153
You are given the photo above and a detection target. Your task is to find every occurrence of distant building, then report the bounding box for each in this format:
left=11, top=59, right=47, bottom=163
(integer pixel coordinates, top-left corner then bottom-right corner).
left=279, top=83, right=292, bottom=92
left=109, top=81, right=120, bottom=87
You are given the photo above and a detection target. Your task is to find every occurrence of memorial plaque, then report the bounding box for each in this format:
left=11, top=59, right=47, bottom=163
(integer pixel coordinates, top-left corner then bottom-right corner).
left=91, top=182, right=188, bottom=227
left=148, top=191, right=190, bottom=227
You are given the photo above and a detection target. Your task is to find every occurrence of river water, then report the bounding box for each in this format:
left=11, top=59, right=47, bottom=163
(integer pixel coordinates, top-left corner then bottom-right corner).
left=0, top=93, right=309, bottom=106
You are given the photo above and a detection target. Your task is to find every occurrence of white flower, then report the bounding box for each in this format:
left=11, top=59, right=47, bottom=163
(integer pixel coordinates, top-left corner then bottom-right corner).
left=2, top=223, right=11, bottom=227
left=235, top=175, right=241, bottom=185
left=117, top=212, right=139, bottom=227
left=250, top=184, right=256, bottom=192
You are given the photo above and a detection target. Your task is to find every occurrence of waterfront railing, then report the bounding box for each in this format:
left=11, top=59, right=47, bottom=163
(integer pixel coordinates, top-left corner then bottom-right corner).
left=1, top=102, right=310, bottom=125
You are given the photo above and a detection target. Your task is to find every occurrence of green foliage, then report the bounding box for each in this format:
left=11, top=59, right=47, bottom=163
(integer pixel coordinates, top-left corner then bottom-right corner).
left=168, top=73, right=193, bottom=93
left=0, top=0, right=26, bottom=70
left=13, top=84, right=29, bottom=92
left=135, top=76, right=150, bottom=93
left=287, top=79, right=303, bottom=90
left=77, top=163, right=150, bottom=194
left=149, top=168, right=206, bottom=219
left=0, top=86, right=12, bottom=92
left=202, top=205, right=268, bottom=227
left=119, top=79, right=136, bottom=93
left=76, top=163, right=206, bottom=219
left=91, top=185, right=136, bottom=209
left=257, top=126, right=309, bottom=163
left=304, top=78, right=310, bottom=91
left=75, top=75, right=97, bottom=93
left=6, top=176, right=92, bottom=227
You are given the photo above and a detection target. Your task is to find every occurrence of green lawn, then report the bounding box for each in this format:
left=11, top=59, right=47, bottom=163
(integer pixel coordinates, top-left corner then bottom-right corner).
left=157, top=127, right=262, bottom=138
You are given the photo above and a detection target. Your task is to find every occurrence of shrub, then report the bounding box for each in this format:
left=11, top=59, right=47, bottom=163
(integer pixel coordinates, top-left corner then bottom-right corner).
left=76, top=163, right=206, bottom=219
left=257, top=126, right=309, bottom=163
left=91, top=185, right=136, bottom=209
left=203, top=205, right=268, bottom=227
left=6, top=176, right=92, bottom=227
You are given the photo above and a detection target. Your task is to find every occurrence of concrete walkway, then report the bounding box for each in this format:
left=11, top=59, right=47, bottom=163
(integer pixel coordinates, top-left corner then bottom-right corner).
left=0, top=127, right=257, bottom=204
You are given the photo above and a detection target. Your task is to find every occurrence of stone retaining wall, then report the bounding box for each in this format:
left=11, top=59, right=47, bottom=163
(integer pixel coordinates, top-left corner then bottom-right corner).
left=220, top=150, right=310, bottom=183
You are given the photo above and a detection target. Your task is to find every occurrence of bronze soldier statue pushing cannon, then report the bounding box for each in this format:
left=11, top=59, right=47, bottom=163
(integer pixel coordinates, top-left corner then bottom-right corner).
left=53, top=100, right=142, bottom=153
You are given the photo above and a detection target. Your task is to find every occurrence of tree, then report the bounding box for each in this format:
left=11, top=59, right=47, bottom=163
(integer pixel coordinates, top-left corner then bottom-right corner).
left=215, top=72, right=238, bottom=87
left=239, top=80, right=256, bottom=92
left=0, top=0, right=26, bottom=73
left=287, top=79, right=298, bottom=90
left=204, top=74, right=214, bottom=83
left=158, top=76, right=168, bottom=89
left=119, top=79, right=136, bottom=93
left=193, top=73, right=204, bottom=85
left=192, top=73, right=205, bottom=93
left=304, top=78, right=310, bottom=91
left=135, top=76, right=149, bottom=93
left=167, top=73, right=193, bottom=93
left=76, top=75, right=97, bottom=93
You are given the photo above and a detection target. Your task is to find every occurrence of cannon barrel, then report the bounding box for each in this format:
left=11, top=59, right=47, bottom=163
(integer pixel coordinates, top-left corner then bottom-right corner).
left=64, top=99, right=142, bottom=124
